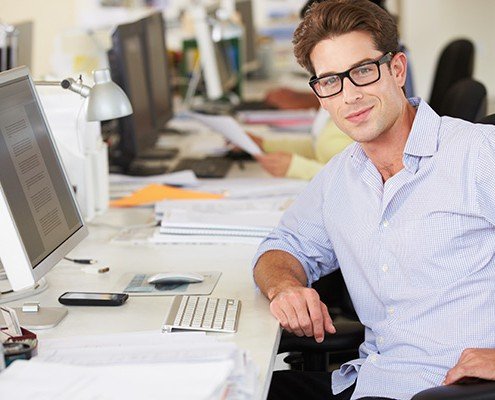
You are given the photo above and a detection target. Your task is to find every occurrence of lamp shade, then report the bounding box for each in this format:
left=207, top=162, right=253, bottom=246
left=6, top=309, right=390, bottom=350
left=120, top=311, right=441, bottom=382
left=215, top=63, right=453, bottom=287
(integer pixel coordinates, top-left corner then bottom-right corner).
left=86, top=69, right=133, bottom=122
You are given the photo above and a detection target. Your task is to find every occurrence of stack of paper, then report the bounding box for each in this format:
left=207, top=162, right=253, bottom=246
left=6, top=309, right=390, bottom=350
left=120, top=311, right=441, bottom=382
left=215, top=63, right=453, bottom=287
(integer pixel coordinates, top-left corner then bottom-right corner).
left=0, top=331, right=256, bottom=400
left=236, top=109, right=316, bottom=132
left=151, top=198, right=291, bottom=244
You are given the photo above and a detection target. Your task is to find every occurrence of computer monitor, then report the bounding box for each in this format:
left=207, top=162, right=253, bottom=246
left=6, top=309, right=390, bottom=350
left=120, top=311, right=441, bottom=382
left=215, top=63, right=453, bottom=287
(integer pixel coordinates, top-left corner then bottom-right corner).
left=108, top=20, right=158, bottom=170
left=107, top=18, right=176, bottom=175
left=235, top=0, right=259, bottom=73
left=140, top=12, right=174, bottom=132
left=0, top=21, right=32, bottom=72
left=0, top=66, right=88, bottom=295
left=192, top=5, right=239, bottom=101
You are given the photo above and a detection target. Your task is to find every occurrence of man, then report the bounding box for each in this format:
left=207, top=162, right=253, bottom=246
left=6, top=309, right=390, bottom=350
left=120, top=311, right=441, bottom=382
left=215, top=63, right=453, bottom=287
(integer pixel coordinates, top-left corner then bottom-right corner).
left=252, top=1, right=495, bottom=399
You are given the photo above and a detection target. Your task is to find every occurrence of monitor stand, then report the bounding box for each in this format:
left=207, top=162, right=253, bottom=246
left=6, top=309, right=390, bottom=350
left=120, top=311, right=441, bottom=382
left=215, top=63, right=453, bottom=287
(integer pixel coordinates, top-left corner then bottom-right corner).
left=110, top=158, right=170, bottom=177
left=0, top=277, right=68, bottom=329
left=139, top=147, right=178, bottom=160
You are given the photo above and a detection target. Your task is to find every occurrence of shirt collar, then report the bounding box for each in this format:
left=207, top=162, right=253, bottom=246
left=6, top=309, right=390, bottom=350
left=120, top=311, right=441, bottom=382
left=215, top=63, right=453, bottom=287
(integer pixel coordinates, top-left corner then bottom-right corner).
left=403, top=97, right=440, bottom=158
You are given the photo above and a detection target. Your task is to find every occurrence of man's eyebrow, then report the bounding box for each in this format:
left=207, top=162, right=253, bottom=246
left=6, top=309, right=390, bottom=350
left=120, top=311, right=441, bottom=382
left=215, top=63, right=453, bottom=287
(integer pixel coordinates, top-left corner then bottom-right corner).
left=316, top=56, right=378, bottom=78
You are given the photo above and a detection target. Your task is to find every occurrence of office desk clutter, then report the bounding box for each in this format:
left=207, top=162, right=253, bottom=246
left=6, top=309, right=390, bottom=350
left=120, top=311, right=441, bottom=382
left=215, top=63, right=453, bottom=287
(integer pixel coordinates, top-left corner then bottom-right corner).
left=110, top=184, right=223, bottom=207
left=183, top=111, right=263, bottom=156
left=120, top=271, right=221, bottom=296
left=0, top=331, right=257, bottom=400
left=151, top=197, right=291, bottom=244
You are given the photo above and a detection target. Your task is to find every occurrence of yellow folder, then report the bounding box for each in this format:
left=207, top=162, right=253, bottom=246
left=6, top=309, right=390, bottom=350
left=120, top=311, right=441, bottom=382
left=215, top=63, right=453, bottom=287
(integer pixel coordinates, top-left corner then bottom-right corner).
left=110, top=184, right=223, bottom=207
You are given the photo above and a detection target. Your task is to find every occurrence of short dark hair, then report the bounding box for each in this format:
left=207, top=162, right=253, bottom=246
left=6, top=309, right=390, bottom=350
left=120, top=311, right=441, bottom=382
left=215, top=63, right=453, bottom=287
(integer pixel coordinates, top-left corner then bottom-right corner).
left=294, top=0, right=399, bottom=75
left=301, top=0, right=386, bottom=19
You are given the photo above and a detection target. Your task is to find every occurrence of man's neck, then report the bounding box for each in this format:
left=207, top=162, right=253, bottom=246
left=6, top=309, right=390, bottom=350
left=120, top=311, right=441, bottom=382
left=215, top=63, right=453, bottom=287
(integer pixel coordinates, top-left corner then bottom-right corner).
left=361, top=103, right=417, bottom=182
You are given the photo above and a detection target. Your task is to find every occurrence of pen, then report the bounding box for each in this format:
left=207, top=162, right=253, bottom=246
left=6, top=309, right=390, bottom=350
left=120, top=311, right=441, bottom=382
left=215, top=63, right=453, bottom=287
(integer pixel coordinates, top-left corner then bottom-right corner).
left=63, top=257, right=97, bottom=265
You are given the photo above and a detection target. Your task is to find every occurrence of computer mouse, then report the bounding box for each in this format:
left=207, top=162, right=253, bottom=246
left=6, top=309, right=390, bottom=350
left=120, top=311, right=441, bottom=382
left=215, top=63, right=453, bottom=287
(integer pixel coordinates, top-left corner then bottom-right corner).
left=147, top=272, right=205, bottom=285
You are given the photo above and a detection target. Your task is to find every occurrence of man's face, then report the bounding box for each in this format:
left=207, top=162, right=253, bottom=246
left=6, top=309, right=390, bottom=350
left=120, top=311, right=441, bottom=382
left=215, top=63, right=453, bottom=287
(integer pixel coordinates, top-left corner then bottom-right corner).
left=310, top=31, right=407, bottom=144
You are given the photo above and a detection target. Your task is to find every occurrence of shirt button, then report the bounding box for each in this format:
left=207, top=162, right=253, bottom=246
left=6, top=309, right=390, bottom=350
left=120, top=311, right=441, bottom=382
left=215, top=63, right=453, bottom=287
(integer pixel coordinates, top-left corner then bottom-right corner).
left=382, top=220, right=389, bottom=228
left=381, top=264, right=389, bottom=272
left=377, top=336, right=384, bottom=344
left=387, top=306, right=395, bottom=315
left=370, top=354, right=377, bottom=363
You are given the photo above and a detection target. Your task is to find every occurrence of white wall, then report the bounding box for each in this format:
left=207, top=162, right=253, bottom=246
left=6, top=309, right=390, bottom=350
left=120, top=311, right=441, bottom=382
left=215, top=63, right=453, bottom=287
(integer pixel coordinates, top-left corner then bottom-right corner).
left=0, top=0, right=77, bottom=77
left=399, top=0, right=495, bottom=112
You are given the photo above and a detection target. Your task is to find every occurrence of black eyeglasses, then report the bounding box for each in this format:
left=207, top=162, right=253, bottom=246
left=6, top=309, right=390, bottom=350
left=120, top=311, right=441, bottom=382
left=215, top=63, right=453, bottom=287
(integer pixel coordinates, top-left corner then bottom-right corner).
left=309, top=52, right=394, bottom=98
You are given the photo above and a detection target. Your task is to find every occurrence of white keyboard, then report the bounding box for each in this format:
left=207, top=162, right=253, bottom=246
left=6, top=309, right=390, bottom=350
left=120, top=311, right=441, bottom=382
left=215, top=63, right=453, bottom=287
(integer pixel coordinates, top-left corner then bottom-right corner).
left=162, top=295, right=241, bottom=333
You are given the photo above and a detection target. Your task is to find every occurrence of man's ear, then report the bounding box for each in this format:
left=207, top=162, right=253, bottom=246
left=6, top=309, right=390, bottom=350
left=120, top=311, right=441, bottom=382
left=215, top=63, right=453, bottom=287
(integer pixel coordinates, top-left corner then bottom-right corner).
left=392, top=52, right=408, bottom=88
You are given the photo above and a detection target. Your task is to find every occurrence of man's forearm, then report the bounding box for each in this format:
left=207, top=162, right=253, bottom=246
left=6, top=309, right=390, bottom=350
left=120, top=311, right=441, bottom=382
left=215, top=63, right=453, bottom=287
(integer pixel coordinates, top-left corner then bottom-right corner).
left=253, top=249, right=308, bottom=301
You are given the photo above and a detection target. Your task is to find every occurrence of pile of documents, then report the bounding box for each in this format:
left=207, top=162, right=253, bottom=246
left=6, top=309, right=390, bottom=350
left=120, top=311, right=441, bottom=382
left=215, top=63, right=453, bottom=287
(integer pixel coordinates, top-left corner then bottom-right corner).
left=236, top=109, right=316, bottom=133
left=152, top=197, right=292, bottom=245
left=0, top=331, right=256, bottom=400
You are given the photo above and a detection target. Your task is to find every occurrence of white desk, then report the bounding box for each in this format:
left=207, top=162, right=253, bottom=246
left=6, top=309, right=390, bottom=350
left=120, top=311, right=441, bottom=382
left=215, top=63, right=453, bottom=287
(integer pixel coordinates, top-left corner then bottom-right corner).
left=4, top=203, right=281, bottom=399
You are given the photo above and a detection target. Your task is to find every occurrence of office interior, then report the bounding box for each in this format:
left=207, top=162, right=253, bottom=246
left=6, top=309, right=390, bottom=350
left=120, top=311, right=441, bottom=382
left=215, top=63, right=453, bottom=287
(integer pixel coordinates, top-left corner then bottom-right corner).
left=0, top=0, right=494, bottom=111
left=0, top=0, right=495, bottom=399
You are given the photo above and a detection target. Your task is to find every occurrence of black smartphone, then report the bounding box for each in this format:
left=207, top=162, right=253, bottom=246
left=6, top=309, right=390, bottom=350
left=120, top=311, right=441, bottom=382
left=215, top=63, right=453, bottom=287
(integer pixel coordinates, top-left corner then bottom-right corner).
left=58, top=292, right=129, bottom=306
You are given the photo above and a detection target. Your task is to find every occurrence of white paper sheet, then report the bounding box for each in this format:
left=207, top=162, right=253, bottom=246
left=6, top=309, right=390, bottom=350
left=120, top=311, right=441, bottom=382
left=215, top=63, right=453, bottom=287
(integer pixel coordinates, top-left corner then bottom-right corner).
left=1, top=331, right=256, bottom=400
left=184, top=111, right=263, bottom=155
left=0, top=359, right=233, bottom=400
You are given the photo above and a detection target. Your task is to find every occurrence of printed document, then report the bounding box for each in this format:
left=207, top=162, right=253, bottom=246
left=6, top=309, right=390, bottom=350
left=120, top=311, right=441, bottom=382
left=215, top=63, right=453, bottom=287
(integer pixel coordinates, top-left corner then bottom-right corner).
left=184, top=111, right=262, bottom=156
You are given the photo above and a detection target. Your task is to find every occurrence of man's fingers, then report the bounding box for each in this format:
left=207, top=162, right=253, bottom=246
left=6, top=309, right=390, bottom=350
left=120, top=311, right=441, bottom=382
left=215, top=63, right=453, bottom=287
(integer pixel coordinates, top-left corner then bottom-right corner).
left=270, top=298, right=305, bottom=336
left=443, top=367, right=464, bottom=385
left=306, top=296, right=325, bottom=342
left=321, top=303, right=336, bottom=334
left=293, top=295, right=315, bottom=337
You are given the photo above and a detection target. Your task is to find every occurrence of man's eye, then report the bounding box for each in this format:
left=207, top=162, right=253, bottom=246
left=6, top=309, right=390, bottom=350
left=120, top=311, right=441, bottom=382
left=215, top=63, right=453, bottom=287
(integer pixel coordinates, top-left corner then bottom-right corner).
left=320, top=76, right=339, bottom=86
left=354, top=65, right=374, bottom=76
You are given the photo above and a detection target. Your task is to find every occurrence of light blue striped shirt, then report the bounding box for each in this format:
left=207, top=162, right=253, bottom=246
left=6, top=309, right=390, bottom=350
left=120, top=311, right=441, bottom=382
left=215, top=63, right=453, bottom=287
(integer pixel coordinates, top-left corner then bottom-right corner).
left=254, top=98, right=495, bottom=399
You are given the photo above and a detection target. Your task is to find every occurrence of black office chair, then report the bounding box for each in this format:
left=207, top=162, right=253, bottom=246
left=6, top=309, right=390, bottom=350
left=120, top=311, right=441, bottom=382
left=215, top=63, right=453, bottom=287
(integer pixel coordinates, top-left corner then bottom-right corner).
left=412, top=381, right=495, bottom=400
left=429, top=38, right=475, bottom=114
left=436, top=78, right=487, bottom=122
left=477, top=113, right=495, bottom=125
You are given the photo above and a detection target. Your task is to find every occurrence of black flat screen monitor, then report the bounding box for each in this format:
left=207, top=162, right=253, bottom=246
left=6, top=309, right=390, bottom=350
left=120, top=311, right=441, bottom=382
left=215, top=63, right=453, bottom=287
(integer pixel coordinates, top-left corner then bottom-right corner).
left=108, top=19, right=159, bottom=170
left=140, top=12, right=174, bottom=131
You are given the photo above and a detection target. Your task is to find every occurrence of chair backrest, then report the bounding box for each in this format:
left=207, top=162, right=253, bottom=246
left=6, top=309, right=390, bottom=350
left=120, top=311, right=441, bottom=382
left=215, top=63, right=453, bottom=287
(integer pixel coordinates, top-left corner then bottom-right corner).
left=477, top=113, right=495, bottom=125
left=436, top=78, right=487, bottom=122
left=429, top=39, right=475, bottom=113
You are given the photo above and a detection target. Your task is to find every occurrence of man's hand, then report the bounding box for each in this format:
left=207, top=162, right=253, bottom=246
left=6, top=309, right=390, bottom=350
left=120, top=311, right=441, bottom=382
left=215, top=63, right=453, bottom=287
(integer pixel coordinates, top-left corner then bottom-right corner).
left=269, top=286, right=336, bottom=343
left=443, top=348, right=495, bottom=385
left=255, top=152, right=293, bottom=177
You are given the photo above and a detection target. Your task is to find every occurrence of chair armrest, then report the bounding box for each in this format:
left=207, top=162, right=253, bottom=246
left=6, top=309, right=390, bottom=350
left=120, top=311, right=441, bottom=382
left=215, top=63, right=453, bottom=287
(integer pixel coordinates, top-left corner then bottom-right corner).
left=412, top=381, right=495, bottom=400
left=278, top=320, right=364, bottom=353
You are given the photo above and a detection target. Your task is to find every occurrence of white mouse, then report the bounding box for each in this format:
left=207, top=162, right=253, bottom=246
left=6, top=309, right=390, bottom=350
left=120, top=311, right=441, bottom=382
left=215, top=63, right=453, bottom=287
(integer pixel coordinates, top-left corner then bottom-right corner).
left=147, top=272, right=204, bottom=285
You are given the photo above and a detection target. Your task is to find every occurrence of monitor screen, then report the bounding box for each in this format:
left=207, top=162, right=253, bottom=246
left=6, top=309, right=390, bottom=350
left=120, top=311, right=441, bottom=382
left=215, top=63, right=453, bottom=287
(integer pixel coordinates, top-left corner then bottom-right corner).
left=193, top=5, right=240, bottom=100
left=140, top=12, right=174, bottom=131
left=0, top=21, right=33, bottom=71
left=235, top=0, right=258, bottom=72
left=0, top=66, right=87, bottom=291
left=214, top=40, right=239, bottom=93
left=108, top=20, right=158, bottom=168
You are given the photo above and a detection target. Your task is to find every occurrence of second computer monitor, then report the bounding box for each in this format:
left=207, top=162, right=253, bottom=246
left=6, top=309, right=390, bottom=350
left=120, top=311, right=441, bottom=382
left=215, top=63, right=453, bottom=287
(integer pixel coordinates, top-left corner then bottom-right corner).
left=140, top=12, right=174, bottom=132
left=109, top=19, right=157, bottom=167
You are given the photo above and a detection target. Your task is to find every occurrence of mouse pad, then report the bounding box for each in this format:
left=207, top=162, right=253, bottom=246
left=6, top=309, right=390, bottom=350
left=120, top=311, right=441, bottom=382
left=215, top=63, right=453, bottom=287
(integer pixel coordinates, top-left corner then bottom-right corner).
left=117, top=271, right=221, bottom=296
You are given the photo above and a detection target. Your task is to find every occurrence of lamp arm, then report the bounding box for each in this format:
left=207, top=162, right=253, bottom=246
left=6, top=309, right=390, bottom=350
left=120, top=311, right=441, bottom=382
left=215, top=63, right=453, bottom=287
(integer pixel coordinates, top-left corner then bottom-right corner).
left=61, top=77, right=91, bottom=98
left=35, top=76, right=91, bottom=98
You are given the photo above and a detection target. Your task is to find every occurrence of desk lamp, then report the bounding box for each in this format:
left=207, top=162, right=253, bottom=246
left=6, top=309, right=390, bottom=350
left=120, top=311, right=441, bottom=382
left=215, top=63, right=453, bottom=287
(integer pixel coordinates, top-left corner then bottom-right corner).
left=37, top=68, right=132, bottom=121
left=36, top=68, right=132, bottom=220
